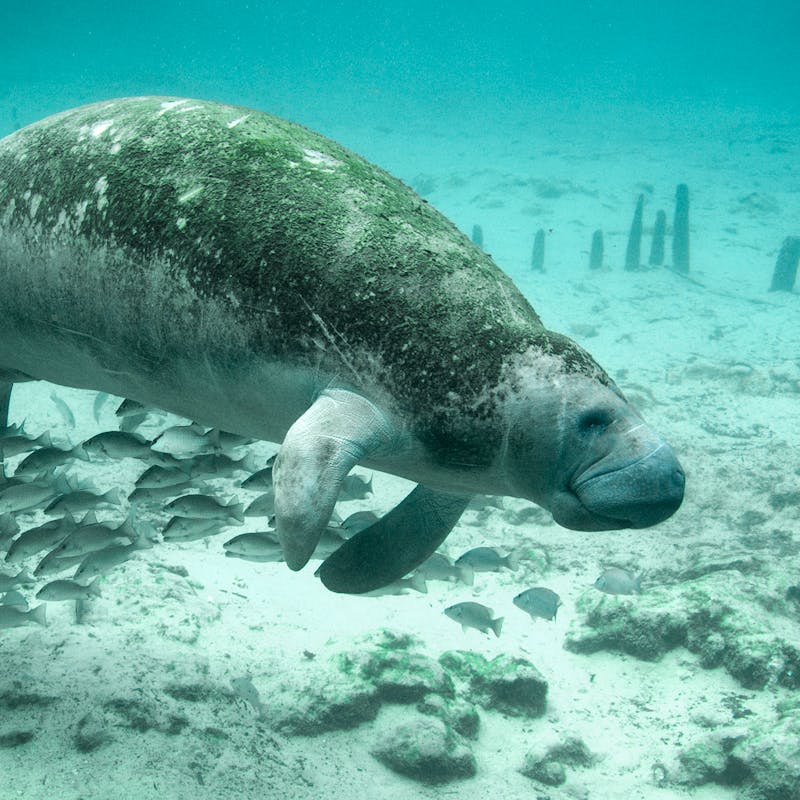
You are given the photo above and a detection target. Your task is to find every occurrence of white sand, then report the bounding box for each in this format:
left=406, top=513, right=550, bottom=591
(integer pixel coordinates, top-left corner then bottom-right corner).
left=0, top=98, right=797, bottom=800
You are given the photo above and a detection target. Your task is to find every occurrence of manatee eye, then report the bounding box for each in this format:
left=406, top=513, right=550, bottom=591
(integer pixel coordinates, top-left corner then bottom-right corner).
left=578, top=409, right=613, bottom=434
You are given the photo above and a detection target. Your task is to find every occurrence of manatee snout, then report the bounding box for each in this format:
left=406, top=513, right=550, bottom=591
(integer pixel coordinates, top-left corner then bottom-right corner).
left=573, top=442, right=685, bottom=528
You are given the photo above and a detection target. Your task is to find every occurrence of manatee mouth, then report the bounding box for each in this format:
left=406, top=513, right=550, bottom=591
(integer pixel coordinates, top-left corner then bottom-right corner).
left=552, top=444, right=685, bottom=531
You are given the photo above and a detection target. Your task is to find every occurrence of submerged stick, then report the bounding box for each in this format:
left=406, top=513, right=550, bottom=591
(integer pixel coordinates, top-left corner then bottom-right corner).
left=769, top=236, right=800, bottom=292
left=625, top=194, right=644, bottom=271
left=531, top=228, right=545, bottom=272
left=589, top=230, right=604, bottom=270
left=672, top=184, right=690, bottom=273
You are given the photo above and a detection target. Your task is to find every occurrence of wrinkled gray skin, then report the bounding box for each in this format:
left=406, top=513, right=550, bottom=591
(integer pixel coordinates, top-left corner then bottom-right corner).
left=0, top=97, right=684, bottom=592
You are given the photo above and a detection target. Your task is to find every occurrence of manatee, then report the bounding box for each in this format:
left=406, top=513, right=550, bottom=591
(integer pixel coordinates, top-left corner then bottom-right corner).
left=0, top=97, right=684, bottom=593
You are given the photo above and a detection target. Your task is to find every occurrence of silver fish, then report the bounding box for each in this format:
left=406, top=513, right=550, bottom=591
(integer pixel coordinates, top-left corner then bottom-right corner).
left=223, top=532, right=283, bottom=562
left=134, top=464, right=192, bottom=489
left=455, top=546, right=519, bottom=573
left=52, top=525, right=133, bottom=558
left=150, top=424, right=217, bottom=456
left=418, top=552, right=474, bottom=585
left=0, top=604, right=46, bottom=629
left=37, top=577, right=102, bottom=601
left=35, top=549, right=88, bottom=578
left=82, top=430, right=153, bottom=460
left=127, top=483, right=195, bottom=504
left=74, top=537, right=152, bottom=581
left=444, top=602, right=503, bottom=637
left=5, top=518, right=74, bottom=563
left=44, top=486, right=124, bottom=516
left=243, top=491, right=275, bottom=518
left=13, top=446, right=89, bottom=479
left=166, top=494, right=244, bottom=522
left=513, top=587, right=562, bottom=621
left=162, top=516, right=220, bottom=542
left=594, top=567, right=642, bottom=595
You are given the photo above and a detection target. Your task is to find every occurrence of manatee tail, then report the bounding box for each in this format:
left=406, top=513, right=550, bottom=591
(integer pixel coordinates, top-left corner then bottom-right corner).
left=318, top=484, right=471, bottom=594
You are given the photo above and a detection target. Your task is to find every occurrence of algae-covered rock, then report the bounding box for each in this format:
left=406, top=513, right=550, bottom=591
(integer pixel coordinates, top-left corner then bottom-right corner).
left=371, top=716, right=476, bottom=784
left=678, top=738, right=730, bottom=786
left=416, top=693, right=480, bottom=739
left=353, top=649, right=454, bottom=703
left=439, top=650, right=547, bottom=717
left=565, top=572, right=800, bottom=692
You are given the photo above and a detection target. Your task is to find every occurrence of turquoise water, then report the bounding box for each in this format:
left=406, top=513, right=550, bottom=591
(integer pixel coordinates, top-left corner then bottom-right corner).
left=1, top=3, right=799, bottom=799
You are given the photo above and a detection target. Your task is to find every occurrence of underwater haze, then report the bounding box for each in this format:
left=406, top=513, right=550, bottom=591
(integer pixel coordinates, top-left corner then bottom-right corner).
left=0, top=2, right=799, bottom=799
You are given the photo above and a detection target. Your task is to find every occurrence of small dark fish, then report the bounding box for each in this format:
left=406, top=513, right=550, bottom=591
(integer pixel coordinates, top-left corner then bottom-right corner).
left=417, top=552, right=474, bottom=585
left=339, top=473, right=373, bottom=500
left=74, top=535, right=153, bottom=581
left=0, top=481, right=58, bottom=514
left=444, top=602, right=503, bottom=636
left=44, top=486, right=124, bottom=516
left=455, top=546, right=519, bottom=573
left=183, top=452, right=258, bottom=478
left=114, top=398, right=148, bottom=418
left=594, top=567, right=642, bottom=595
left=513, top=587, right=562, bottom=621
left=128, top=483, right=195, bottom=504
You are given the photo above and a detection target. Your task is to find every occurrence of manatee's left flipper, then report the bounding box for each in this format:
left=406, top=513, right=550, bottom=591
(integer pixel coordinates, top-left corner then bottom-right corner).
left=273, top=388, right=401, bottom=571
left=317, top=484, right=471, bottom=594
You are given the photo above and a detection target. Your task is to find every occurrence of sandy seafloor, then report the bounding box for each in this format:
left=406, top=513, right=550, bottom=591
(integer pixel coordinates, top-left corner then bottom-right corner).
left=0, top=99, right=798, bottom=800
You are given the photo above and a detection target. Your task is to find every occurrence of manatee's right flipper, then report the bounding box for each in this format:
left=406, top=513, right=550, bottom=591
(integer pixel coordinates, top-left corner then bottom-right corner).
left=317, top=484, right=471, bottom=594
left=273, top=388, right=401, bottom=571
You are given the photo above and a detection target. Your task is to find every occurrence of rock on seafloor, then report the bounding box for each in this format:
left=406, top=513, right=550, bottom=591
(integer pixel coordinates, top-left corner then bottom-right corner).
left=565, top=571, right=800, bottom=690
left=371, top=716, right=477, bottom=784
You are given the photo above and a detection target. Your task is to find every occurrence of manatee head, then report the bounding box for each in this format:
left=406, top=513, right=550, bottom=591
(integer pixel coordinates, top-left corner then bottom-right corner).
left=502, top=334, right=684, bottom=531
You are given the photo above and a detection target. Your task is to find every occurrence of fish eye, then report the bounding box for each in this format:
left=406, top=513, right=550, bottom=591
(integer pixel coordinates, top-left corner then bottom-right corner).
left=577, top=410, right=613, bottom=434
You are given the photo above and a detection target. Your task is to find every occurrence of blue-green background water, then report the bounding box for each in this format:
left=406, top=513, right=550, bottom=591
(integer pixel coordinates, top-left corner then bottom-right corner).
left=3, top=1, right=799, bottom=140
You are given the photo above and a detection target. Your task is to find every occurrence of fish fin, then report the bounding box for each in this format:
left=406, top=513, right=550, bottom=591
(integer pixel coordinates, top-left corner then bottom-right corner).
left=457, top=565, right=474, bottom=586
left=29, top=603, right=47, bottom=626
left=407, top=572, right=428, bottom=594
left=273, top=389, right=400, bottom=570
left=230, top=503, right=245, bottom=523
left=317, top=484, right=471, bottom=594
left=81, top=510, right=99, bottom=525
left=505, top=549, right=520, bottom=571
left=87, top=577, right=102, bottom=597
left=491, top=617, right=504, bottom=637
